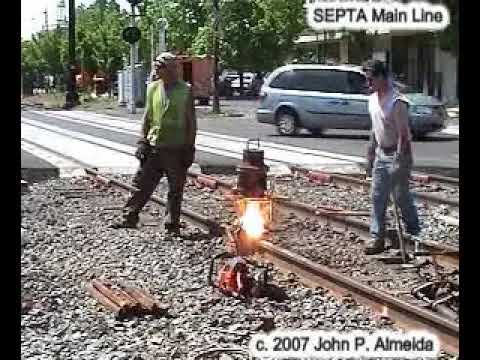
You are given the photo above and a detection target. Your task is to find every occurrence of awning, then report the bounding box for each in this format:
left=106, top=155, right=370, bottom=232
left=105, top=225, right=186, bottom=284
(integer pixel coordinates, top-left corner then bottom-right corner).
left=294, top=31, right=345, bottom=45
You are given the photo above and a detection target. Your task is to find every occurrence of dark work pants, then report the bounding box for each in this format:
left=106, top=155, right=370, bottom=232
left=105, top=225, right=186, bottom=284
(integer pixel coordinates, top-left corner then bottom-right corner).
left=126, top=147, right=189, bottom=226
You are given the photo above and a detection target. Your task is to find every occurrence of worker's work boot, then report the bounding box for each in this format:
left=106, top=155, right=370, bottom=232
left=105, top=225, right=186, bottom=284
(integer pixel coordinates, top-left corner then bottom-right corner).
left=365, top=238, right=385, bottom=255
left=165, top=191, right=183, bottom=235
left=110, top=211, right=139, bottom=229
left=164, top=220, right=181, bottom=235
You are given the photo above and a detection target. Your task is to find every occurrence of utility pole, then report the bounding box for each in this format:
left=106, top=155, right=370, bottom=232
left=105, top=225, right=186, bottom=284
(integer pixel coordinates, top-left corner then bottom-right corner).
left=150, top=24, right=155, bottom=64
left=65, top=0, right=79, bottom=109
left=43, top=8, right=48, bottom=31
left=157, top=18, right=167, bottom=53
left=128, top=2, right=136, bottom=114
left=212, top=0, right=220, bottom=114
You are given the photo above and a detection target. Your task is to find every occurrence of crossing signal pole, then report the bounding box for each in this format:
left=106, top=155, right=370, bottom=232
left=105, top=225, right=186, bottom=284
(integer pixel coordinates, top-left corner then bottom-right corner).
left=124, top=0, right=143, bottom=114
left=212, top=0, right=220, bottom=114
left=65, top=0, right=79, bottom=109
left=129, top=1, right=136, bottom=114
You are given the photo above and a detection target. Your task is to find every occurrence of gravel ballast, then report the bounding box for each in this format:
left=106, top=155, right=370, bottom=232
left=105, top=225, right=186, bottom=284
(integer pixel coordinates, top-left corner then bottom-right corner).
left=23, top=177, right=441, bottom=359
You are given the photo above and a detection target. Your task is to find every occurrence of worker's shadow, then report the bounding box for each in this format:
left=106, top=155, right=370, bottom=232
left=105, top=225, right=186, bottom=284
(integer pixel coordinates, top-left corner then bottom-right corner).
left=252, top=283, right=289, bottom=303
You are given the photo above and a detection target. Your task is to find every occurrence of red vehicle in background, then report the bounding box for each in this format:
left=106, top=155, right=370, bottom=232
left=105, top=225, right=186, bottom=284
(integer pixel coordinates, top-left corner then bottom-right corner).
left=171, top=55, right=214, bottom=105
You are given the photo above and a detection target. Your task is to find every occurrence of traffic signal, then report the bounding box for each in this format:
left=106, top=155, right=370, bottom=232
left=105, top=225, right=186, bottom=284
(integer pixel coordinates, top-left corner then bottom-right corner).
left=122, top=27, right=141, bottom=44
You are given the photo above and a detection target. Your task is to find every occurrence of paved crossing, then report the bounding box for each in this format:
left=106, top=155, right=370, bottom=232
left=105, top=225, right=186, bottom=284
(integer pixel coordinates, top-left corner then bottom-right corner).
left=21, top=109, right=369, bottom=176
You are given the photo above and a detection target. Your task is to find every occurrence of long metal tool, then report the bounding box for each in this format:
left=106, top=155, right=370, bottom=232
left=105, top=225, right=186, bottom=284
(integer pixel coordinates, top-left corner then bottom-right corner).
left=391, top=191, right=407, bottom=263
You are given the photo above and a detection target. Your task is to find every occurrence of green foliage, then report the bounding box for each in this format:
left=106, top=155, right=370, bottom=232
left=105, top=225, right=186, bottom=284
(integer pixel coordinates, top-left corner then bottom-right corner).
left=22, top=0, right=307, bottom=92
left=250, top=0, right=305, bottom=70
left=33, top=30, right=67, bottom=79
left=438, top=0, right=458, bottom=55
left=22, top=0, right=129, bottom=92
left=22, top=40, right=42, bottom=94
left=191, top=25, right=214, bottom=55
left=139, top=0, right=209, bottom=61
left=22, top=29, right=67, bottom=92
left=184, top=0, right=305, bottom=71
left=76, top=0, right=129, bottom=84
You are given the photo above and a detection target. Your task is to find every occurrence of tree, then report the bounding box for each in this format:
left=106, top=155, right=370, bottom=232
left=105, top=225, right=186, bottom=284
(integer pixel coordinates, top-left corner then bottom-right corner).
left=21, top=40, right=44, bottom=95
left=250, top=0, right=305, bottom=70
left=190, top=0, right=305, bottom=71
left=28, top=29, right=68, bottom=90
left=140, top=0, right=209, bottom=58
left=76, top=0, right=130, bottom=92
left=438, top=0, right=458, bottom=55
left=188, top=0, right=304, bottom=96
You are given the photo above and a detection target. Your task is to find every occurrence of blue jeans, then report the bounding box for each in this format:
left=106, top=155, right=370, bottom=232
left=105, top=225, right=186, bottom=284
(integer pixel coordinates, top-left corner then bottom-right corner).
left=370, top=150, right=421, bottom=242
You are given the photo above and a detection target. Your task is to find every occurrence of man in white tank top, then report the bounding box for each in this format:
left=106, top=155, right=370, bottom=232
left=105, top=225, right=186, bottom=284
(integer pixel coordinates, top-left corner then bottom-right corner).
left=363, top=61, right=420, bottom=255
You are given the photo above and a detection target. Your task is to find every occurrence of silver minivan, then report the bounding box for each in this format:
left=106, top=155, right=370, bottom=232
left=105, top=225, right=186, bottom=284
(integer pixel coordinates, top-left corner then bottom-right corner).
left=256, top=64, right=447, bottom=138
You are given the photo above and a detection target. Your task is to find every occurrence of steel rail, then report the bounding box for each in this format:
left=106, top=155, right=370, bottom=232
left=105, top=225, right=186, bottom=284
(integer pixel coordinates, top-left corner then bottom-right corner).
left=291, top=166, right=459, bottom=208
left=85, top=168, right=222, bottom=235
left=186, top=171, right=459, bottom=268
left=291, top=165, right=459, bottom=186
left=259, top=241, right=459, bottom=355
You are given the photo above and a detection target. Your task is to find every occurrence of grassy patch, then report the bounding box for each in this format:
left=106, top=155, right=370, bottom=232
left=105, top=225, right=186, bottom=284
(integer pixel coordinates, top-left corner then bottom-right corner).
left=78, top=95, right=118, bottom=110
left=22, top=92, right=121, bottom=111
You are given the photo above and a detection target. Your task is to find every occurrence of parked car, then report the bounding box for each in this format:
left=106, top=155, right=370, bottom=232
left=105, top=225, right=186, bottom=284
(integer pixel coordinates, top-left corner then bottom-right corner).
left=256, top=64, right=448, bottom=139
left=231, top=72, right=254, bottom=92
left=218, top=71, right=235, bottom=97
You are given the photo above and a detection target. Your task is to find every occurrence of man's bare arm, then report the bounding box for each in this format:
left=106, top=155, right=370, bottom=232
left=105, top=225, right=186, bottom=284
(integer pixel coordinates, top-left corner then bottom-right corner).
left=185, top=89, right=197, bottom=145
left=392, top=101, right=411, bottom=155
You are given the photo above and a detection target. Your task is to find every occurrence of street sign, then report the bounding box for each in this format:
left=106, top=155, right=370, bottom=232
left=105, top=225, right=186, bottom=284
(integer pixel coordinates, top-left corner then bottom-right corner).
left=126, top=0, right=143, bottom=5
left=122, top=26, right=141, bottom=44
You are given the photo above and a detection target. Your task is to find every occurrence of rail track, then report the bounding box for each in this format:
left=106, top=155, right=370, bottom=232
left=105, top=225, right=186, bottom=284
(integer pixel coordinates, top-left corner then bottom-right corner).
left=294, top=167, right=459, bottom=186
left=84, top=168, right=459, bottom=356
left=292, top=166, right=459, bottom=209
left=184, top=171, right=459, bottom=268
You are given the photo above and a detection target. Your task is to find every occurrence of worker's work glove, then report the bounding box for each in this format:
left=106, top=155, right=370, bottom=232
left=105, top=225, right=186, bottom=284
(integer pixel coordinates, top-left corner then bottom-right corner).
left=183, top=145, right=196, bottom=169
left=392, top=152, right=407, bottom=175
left=135, top=139, right=151, bottom=162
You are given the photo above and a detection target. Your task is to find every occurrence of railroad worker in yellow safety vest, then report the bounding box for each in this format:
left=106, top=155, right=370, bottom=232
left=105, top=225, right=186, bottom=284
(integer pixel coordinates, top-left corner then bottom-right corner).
left=112, top=52, right=197, bottom=234
left=363, top=60, right=420, bottom=255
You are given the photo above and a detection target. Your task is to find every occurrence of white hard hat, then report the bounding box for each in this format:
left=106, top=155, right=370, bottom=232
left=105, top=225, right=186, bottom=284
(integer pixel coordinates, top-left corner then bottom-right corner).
left=154, top=52, right=176, bottom=65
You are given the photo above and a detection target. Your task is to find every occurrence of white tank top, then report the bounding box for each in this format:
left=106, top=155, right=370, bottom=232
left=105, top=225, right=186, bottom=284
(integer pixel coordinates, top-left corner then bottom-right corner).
left=368, top=89, right=409, bottom=149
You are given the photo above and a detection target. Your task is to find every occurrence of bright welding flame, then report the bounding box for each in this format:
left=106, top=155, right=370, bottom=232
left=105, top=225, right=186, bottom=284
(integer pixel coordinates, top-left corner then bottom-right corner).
left=239, top=201, right=265, bottom=240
